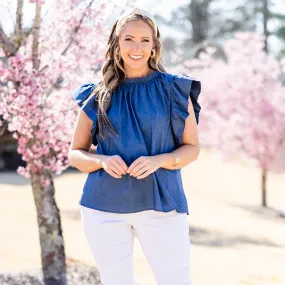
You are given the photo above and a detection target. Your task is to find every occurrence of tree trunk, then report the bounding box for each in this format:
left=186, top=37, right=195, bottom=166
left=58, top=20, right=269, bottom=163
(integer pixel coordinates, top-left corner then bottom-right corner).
left=262, top=0, right=269, bottom=53
left=30, top=2, right=67, bottom=284
left=189, top=0, right=212, bottom=44
left=31, top=171, right=67, bottom=285
left=261, top=168, right=267, bottom=207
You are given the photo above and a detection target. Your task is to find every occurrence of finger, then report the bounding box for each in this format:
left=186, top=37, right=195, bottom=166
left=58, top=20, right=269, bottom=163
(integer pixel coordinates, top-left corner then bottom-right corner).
left=110, top=165, right=123, bottom=176
left=132, top=165, right=149, bottom=177
left=105, top=164, right=121, bottom=176
left=127, top=163, right=134, bottom=174
left=112, top=159, right=126, bottom=175
left=106, top=169, right=122, bottom=179
left=137, top=170, right=152, bottom=179
left=115, top=157, right=128, bottom=173
left=127, top=161, right=138, bottom=174
left=127, top=157, right=144, bottom=173
left=130, top=161, right=147, bottom=176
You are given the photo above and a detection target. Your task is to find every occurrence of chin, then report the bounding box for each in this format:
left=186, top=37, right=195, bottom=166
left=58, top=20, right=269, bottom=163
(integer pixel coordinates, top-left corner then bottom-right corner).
left=126, top=61, right=147, bottom=68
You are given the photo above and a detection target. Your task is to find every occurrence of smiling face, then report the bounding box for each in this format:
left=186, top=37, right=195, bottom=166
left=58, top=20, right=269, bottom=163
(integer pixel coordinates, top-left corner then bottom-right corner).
left=118, top=20, right=155, bottom=73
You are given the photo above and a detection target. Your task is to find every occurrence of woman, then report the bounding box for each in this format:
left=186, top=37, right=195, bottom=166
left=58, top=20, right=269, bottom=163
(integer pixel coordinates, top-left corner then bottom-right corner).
left=68, top=7, right=201, bottom=285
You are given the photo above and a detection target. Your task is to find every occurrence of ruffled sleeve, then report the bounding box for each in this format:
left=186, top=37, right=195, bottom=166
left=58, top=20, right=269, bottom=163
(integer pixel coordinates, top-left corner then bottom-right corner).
left=170, top=74, right=201, bottom=147
left=72, top=82, right=98, bottom=145
left=72, top=83, right=97, bottom=121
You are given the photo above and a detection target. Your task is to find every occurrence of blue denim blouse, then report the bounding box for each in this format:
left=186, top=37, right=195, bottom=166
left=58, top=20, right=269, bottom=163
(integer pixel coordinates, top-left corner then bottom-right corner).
left=72, top=70, right=201, bottom=215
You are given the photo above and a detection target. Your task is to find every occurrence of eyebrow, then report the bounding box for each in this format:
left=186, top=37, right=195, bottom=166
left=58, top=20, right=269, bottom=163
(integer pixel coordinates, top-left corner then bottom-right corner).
left=125, top=35, right=150, bottom=39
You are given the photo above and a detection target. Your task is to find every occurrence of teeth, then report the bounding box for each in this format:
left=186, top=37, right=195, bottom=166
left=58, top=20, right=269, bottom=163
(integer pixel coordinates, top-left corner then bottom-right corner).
left=130, top=55, right=143, bottom=59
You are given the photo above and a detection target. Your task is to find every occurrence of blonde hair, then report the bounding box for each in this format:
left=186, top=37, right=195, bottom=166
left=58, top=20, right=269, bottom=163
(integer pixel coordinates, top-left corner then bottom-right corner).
left=89, top=13, right=166, bottom=140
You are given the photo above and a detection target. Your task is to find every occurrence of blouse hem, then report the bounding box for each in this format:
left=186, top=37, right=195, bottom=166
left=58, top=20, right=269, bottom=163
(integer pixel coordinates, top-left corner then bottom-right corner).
left=78, top=201, right=189, bottom=215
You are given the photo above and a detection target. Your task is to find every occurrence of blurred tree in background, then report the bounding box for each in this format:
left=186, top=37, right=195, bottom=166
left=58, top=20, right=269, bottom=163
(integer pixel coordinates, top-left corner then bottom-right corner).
left=158, top=0, right=285, bottom=66
left=187, top=32, right=285, bottom=207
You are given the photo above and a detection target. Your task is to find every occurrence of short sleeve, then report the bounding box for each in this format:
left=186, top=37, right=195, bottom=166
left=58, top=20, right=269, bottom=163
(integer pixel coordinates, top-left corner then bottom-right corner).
left=170, top=74, right=201, bottom=147
left=72, top=82, right=97, bottom=121
left=72, top=82, right=98, bottom=145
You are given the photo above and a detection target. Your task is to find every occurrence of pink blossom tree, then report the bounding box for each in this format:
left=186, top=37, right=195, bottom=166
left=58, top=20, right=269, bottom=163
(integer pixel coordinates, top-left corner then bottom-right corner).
left=180, top=32, right=285, bottom=208
left=0, top=0, right=133, bottom=283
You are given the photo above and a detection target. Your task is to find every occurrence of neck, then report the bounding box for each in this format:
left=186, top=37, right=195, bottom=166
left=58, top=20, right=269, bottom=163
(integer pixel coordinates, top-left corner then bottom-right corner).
left=124, top=66, right=154, bottom=79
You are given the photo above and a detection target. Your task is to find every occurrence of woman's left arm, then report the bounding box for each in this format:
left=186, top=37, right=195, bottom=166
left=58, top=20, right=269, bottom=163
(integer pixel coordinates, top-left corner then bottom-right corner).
left=127, top=98, right=200, bottom=178
left=156, top=97, right=200, bottom=170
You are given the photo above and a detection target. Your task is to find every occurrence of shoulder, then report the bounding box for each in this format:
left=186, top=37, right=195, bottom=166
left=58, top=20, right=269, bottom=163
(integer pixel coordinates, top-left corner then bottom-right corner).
left=159, top=72, right=201, bottom=101
left=72, top=82, right=97, bottom=107
left=72, top=82, right=98, bottom=122
left=167, top=72, right=202, bottom=124
left=168, top=72, right=200, bottom=89
left=159, top=71, right=200, bottom=91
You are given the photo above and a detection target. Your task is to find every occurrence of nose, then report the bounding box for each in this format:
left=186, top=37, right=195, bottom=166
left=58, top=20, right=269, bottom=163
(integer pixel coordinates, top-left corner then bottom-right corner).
left=132, top=42, right=142, bottom=50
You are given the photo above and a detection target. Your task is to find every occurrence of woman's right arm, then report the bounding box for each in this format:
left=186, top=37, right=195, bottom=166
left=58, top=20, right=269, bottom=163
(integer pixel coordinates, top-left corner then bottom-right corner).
left=68, top=109, right=128, bottom=177
left=68, top=109, right=105, bottom=173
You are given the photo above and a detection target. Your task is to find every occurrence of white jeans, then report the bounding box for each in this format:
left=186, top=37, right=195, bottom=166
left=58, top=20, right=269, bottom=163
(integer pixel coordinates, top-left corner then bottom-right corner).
left=80, top=205, right=192, bottom=285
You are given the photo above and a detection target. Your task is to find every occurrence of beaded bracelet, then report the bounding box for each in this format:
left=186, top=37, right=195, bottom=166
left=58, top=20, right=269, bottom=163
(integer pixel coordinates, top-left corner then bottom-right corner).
left=170, top=151, right=179, bottom=166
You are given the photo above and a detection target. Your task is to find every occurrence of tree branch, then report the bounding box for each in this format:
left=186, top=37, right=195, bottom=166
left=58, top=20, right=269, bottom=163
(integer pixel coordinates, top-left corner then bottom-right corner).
left=61, top=0, right=95, bottom=56
left=16, top=0, right=24, bottom=45
left=0, top=23, right=16, bottom=55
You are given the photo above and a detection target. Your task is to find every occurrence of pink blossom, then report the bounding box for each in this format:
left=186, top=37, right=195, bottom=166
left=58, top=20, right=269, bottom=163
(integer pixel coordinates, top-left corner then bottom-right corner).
left=0, top=1, right=123, bottom=179
left=179, top=32, right=285, bottom=173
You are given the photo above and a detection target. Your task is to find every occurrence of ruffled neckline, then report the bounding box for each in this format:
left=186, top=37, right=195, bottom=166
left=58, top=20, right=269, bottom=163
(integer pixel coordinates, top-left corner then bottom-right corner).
left=122, top=70, right=162, bottom=84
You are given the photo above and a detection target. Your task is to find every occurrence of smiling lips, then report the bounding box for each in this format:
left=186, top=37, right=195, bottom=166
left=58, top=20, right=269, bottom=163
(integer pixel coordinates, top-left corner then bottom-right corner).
left=129, top=54, right=143, bottom=60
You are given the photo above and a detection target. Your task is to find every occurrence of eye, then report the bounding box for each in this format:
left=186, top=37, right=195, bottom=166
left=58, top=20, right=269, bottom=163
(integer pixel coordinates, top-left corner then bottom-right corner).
left=125, top=39, right=149, bottom=42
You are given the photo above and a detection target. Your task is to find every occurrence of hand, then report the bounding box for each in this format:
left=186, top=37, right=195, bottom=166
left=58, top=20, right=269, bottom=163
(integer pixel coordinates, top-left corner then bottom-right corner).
left=127, top=156, right=161, bottom=179
left=101, top=155, right=128, bottom=179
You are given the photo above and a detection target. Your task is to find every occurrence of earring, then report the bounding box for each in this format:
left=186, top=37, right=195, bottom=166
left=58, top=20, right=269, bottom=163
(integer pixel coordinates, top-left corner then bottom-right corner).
left=150, top=49, right=156, bottom=58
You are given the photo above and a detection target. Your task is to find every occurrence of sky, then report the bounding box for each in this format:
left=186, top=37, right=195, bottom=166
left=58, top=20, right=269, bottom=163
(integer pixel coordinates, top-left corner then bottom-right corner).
left=0, top=0, right=284, bottom=54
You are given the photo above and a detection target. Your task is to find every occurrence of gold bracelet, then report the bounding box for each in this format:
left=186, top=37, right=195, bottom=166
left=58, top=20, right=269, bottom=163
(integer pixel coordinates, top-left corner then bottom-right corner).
left=170, top=151, right=179, bottom=166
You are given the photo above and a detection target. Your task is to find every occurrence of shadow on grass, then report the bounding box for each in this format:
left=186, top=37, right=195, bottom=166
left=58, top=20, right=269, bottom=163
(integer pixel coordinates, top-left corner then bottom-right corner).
left=0, top=170, right=30, bottom=186
left=189, top=225, right=284, bottom=248
left=228, top=203, right=285, bottom=221
left=0, top=167, right=80, bottom=186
